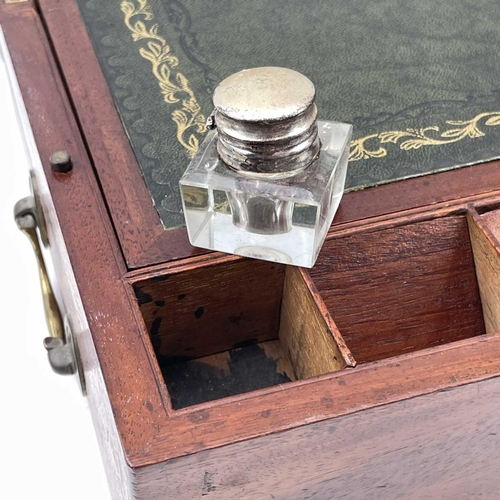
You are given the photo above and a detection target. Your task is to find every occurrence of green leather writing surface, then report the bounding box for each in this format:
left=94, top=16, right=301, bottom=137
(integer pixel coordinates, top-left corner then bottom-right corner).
left=78, top=0, right=500, bottom=229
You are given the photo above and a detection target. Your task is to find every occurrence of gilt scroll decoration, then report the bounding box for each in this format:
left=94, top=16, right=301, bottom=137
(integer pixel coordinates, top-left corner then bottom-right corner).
left=121, top=0, right=206, bottom=157
left=121, top=0, right=500, bottom=167
left=350, top=112, right=500, bottom=161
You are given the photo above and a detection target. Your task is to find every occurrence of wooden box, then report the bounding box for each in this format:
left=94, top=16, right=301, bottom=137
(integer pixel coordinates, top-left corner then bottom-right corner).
left=3, top=1, right=500, bottom=498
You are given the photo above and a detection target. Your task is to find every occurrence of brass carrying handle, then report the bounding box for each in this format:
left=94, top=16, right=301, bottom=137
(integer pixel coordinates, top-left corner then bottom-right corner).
left=14, top=190, right=82, bottom=384
left=14, top=195, right=64, bottom=340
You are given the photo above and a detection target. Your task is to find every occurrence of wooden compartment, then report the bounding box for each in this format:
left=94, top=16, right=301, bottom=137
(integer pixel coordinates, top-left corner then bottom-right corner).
left=132, top=258, right=355, bottom=409
left=309, top=214, right=489, bottom=363
left=130, top=209, right=500, bottom=410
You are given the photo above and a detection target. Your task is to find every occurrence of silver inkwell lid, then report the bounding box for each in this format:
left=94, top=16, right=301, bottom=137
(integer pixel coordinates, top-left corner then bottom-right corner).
left=207, top=66, right=321, bottom=177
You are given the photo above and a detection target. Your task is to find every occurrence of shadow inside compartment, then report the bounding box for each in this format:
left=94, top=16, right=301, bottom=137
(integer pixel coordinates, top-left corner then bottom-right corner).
left=161, top=341, right=293, bottom=409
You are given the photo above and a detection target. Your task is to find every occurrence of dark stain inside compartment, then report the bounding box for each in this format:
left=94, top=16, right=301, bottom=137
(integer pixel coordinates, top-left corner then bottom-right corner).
left=133, top=285, right=152, bottom=305
left=162, top=341, right=295, bottom=409
left=134, top=259, right=286, bottom=362
left=133, top=260, right=352, bottom=409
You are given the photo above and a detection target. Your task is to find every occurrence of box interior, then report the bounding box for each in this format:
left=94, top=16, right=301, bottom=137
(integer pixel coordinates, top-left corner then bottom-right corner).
left=134, top=260, right=352, bottom=409
left=133, top=212, right=500, bottom=409
left=309, top=215, right=487, bottom=363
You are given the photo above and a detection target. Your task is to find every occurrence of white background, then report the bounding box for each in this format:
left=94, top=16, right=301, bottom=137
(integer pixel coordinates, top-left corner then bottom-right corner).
left=0, top=33, right=110, bottom=499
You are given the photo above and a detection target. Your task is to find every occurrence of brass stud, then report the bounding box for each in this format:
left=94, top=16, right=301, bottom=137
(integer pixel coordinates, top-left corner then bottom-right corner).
left=50, top=150, right=73, bottom=173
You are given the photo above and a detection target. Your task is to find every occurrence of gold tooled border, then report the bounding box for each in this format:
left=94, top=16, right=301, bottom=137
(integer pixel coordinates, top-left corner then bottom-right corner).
left=350, top=111, right=500, bottom=161
left=121, top=0, right=500, bottom=162
left=121, top=0, right=206, bottom=157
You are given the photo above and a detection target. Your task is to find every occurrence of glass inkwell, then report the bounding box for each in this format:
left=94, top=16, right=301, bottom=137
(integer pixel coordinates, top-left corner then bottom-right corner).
left=180, top=67, right=352, bottom=268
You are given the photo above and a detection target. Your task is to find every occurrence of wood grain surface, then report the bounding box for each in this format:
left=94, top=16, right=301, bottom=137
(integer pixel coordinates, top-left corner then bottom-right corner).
left=133, top=259, right=285, bottom=363
left=279, top=266, right=355, bottom=379
left=469, top=212, right=500, bottom=334
left=310, top=215, right=486, bottom=363
left=135, top=376, right=500, bottom=500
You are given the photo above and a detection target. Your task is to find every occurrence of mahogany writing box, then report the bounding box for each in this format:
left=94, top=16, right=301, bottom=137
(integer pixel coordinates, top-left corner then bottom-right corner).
left=3, top=0, right=500, bottom=498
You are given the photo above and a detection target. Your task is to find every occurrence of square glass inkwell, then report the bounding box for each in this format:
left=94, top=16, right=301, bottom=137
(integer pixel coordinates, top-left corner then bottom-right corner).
left=180, top=67, right=352, bottom=268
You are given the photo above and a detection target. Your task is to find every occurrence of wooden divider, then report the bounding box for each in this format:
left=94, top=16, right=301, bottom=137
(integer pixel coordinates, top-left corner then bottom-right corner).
left=279, top=266, right=356, bottom=379
left=468, top=211, right=500, bottom=334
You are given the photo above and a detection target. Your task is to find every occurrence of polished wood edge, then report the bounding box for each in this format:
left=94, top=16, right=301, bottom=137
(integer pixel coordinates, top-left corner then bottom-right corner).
left=36, top=0, right=202, bottom=269
left=335, top=159, right=500, bottom=226
left=36, top=0, right=500, bottom=269
left=0, top=3, right=167, bottom=465
left=122, top=280, right=176, bottom=415
left=131, top=331, right=500, bottom=466
left=329, top=187, right=500, bottom=239
left=123, top=251, right=243, bottom=283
